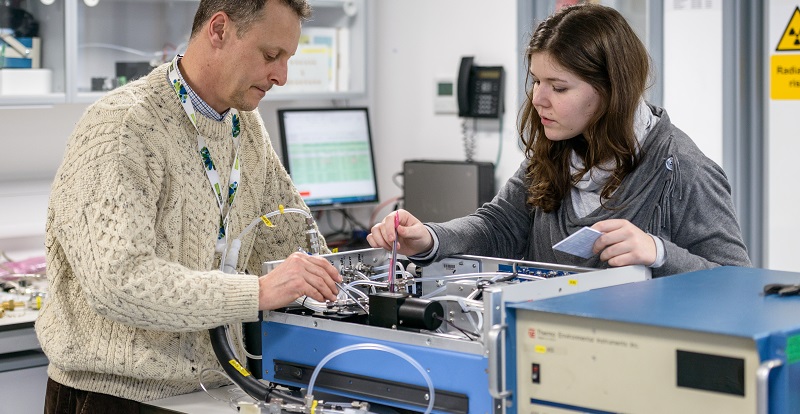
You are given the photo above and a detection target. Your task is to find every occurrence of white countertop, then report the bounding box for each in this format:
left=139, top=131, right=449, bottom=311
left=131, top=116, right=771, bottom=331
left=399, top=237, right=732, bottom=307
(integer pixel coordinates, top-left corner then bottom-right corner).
left=0, top=276, right=46, bottom=327
left=143, top=386, right=257, bottom=414
left=0, top=309, right=37, bottom=327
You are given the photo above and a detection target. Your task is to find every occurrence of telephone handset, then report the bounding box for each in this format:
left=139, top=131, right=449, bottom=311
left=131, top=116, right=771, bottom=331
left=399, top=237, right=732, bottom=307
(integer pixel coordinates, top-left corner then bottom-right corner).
left=457, top=56, right=505, bottom=118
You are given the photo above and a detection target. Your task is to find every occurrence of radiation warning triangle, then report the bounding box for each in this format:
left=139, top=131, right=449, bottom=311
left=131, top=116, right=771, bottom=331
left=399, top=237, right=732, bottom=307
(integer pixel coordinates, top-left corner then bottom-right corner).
left=776, top=7, right=800, bottom=51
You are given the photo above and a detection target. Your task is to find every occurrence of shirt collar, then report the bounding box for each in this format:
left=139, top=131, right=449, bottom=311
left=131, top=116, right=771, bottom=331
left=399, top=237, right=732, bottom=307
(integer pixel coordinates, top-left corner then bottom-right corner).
left=173, top=55, right=229, bottom=122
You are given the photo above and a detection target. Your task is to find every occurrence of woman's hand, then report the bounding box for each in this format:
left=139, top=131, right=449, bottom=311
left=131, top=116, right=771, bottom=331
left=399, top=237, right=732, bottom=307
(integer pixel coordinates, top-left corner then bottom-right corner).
left=591, top=219, right=656, bottom=267
left=367, top=209, right=434, bottom=257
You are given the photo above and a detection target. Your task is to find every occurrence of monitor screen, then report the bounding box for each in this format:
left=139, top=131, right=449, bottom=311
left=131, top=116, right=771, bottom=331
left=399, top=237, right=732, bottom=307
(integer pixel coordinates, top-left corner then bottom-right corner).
left=278, top=107, right=379, bottom=210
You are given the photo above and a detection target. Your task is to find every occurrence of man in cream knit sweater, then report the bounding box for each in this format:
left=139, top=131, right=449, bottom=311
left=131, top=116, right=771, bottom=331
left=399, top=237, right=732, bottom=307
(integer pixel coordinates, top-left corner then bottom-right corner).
left=36, top=1, right=342, bottom=412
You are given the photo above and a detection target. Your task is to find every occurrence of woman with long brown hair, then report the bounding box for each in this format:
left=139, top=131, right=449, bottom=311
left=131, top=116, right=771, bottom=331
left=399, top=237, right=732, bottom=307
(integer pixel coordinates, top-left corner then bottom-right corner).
left=369, top=4, right=750, bottom=277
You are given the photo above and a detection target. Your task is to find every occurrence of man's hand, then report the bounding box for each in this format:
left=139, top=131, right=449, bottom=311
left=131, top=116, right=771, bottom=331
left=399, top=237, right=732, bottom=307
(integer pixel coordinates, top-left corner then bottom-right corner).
left=257, top=252, right=342, bottom=310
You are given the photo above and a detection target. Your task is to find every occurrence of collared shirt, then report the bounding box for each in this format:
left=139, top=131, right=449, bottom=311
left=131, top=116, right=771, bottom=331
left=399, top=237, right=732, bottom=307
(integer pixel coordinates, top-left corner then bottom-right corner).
left=171, top=56, right=229, bottom=122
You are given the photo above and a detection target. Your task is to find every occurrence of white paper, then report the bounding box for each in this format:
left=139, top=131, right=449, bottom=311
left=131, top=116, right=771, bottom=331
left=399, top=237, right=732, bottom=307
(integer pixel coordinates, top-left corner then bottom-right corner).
left=552, top=227, right=603, bottom=259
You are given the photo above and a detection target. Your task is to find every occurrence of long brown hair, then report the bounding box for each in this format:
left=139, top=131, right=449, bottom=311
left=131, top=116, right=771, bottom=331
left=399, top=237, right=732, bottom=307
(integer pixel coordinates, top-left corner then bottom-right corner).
left=519, top=4, right=651, bottom=212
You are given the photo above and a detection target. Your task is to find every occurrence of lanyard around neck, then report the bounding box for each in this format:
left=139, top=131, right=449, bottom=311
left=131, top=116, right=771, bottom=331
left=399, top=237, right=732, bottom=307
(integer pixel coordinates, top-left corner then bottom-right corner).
left=168, top=55, right=242, bottom=241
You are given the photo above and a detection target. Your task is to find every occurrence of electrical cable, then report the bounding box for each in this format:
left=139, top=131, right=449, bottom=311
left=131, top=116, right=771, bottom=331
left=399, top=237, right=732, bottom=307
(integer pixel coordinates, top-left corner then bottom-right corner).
left=462, top=118, right=476, bottom=162
left=198, top=368, right=240, bottom=409
left=391, top=172, right=404, bottom=190
left=495, top=115, right=504, bottom=168
left=340, top=208, right=369, bottom=231
left=433, top=314, right=480, bottom=341
left=326, top=209, right=349, bottom=234
left=368, top=196, right=401, bottom=228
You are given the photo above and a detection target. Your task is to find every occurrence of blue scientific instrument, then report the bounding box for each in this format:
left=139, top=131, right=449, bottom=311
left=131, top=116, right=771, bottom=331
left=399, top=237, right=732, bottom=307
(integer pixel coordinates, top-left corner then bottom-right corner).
left=258, top=248, right=650, bottom=413
left=505, top=266, right=800, bottom=414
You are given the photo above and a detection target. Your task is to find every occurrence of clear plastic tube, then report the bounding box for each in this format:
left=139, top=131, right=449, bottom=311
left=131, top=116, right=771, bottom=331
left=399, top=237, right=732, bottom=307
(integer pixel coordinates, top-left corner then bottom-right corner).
left=222, top=207, right=315, bottom=274
left=419, top=285, right=447, bottom=299
left=426, top=272, right=513, bottom=281
left=352, top=269, right=371, bottom=280
left=347, top=280, right=388, bottom=289
left=428, top=295, right=483, bottom=310
left=341, top=283, right=370, bottom=301
left=306, top=343, right=435, bottom=414
left=427, top=295, right=484, bottom=338
left=350, top=270, right=377, bottom=294
left=237, top=207, right=312, bottom=243
left=369, top=270, right=389, bottom=281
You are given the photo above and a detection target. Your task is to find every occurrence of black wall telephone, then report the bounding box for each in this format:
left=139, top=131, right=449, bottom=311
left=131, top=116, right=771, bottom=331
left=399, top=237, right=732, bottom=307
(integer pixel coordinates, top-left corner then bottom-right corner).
left=457, top=56, right=505, bottom=118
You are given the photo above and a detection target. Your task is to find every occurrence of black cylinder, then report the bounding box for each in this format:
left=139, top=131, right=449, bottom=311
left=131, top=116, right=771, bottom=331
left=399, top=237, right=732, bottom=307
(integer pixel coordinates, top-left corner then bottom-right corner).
left=398, top=297, right=444, bottom=331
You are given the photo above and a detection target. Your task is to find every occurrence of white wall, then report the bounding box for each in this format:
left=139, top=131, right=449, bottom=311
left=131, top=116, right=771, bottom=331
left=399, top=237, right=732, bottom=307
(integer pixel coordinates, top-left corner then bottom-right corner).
left=370, top=1, right=522, bottom=205
left=662, top=1, right=723, bottom=166
left=0, top=104, right=88, bottom=255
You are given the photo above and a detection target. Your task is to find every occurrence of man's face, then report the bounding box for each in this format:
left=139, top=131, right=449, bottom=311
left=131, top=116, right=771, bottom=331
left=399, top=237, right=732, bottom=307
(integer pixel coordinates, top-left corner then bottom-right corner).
left=219, top=2, right=301, bottom=111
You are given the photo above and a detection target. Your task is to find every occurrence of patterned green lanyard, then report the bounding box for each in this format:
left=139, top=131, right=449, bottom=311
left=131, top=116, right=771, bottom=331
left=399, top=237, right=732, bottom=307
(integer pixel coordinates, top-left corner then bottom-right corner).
left=167, top=55, right=242, bottom=241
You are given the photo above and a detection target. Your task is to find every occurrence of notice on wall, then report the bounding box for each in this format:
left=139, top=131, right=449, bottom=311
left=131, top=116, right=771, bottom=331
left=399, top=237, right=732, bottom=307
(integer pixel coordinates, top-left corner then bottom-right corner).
left=771, top=6, right=800, bottom=99
left=768, top=1, right=800, bottom=271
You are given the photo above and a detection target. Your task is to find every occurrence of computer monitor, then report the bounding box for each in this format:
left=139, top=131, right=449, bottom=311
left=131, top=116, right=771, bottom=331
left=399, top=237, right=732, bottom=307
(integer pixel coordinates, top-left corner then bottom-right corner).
left=277, top=107, right=379, bottom=210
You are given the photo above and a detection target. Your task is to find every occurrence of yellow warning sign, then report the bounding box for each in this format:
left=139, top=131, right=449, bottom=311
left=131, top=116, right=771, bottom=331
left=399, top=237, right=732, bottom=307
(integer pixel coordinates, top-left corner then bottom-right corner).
left=777, top=7, right=800, bottom=51
left=771, top=54, right=800, bottom=99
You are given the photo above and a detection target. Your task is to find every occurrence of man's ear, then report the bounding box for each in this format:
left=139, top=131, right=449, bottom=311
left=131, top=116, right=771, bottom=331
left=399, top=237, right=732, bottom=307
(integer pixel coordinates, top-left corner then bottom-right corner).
left=206, top=11, right=231, bottom=48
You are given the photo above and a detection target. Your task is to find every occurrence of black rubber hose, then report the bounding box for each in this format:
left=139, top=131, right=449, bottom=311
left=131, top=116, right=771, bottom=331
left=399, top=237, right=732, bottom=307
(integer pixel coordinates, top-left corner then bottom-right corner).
left=208, top=326, right=306, bottom=405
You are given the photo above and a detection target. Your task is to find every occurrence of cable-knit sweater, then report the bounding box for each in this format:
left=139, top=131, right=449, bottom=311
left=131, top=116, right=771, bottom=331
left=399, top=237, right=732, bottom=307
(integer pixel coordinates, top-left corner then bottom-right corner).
left=35, top=62, right=325, bottom=401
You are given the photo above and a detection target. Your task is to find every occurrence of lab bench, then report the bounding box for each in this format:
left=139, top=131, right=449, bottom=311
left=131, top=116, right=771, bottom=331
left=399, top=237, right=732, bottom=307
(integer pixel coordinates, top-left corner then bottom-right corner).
left=0, top=282, right=49, bottom=413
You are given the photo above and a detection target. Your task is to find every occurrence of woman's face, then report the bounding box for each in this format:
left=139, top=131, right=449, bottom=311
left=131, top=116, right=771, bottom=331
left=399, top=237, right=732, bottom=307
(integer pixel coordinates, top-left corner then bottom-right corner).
left=529, top=52, right=601, bottom=142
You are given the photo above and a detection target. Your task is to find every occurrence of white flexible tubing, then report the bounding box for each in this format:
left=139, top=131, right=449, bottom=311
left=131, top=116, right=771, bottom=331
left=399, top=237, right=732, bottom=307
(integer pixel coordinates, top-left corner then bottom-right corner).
left=223, top=207, right=314, bottom=275
left=237, top=208, right=312, bottom=243
left=221, top=238, right=242, bottom=274
left=370, top=270, right=413, bottom=282
left=369, top=271, right=390, bottom=281
left=342, top=283, right=370, bottom=301
left=428, top=295, right=483, bottom=311
left=393, top=260, right=406, bottom=277
left=347, top=280, right=388, bottom=289
left=352, top=270, right=377, bottom=294
left=353, top=270, right=371, bottom=281
left=306, top=343, right=435, bottom=414
left=426, top=272, right=514, bottom=282
left=419, top=285, right=447, bottom=299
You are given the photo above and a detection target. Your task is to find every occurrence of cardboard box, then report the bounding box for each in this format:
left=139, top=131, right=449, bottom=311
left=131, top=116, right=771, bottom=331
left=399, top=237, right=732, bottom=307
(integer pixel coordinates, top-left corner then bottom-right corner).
left=0, top=69, right=52, bottom=95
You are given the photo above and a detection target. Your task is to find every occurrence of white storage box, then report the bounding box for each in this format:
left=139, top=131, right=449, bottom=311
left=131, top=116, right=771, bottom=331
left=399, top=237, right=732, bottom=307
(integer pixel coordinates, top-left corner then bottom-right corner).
left=0, top=69, right=52, bottom=95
